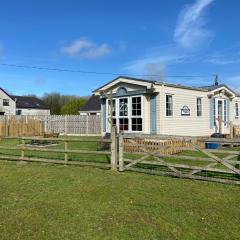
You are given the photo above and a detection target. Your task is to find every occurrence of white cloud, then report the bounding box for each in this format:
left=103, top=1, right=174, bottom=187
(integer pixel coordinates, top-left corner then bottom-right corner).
left=174, top=0, right=214, bottom=49
left=206, top=57, right=240, bottom=65
left=144, top=62, right=166, bottom=81
left=125, top=44, right=191, bottom=74
left=61, top=38, right=111, bottom=59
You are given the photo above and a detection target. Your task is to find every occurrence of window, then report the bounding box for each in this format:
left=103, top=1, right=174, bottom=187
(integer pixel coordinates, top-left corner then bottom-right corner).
left=119, top=118, right=128, bottom=131
left=236, top=102, right=239, bottom=118
left=224, top=100, right=227, bottom=126
left=132, top=118, right=142, bottom=131
left=119, top=98, right=128, bottom=116
left=166, top=95, right=173, bottom=116
left=213, top=99, right=216, bottom=126
left=131, top=96, right=142, bottom=131
left=3, top=99, right=9, bottom=106
left=16, top=110, right=22, bottom=115
left=107, top=96, right=143, bottom=132
left=197, top=98, right=202, bottom=117
left=132, top=97, right=141, bottom=116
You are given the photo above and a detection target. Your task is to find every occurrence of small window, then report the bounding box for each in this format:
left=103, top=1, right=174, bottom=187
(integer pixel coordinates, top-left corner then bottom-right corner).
left=235, top=102, right=239, bottom=118
left=132, top=97, right=142, bottom=116
left=3, top=99, right=9, bottom=106
left=197, top=98, right=202, bottom=117
left=166, top=95, right=173, bottom=116
left=119, top=98, right=128, bottom=116
left=224, top=100, right=227, bottom=126
left=119, top=118, right=128, bottom=131
left=16, top=110, right=22, bottom=115
left=132, top=118, right=142, bottom=131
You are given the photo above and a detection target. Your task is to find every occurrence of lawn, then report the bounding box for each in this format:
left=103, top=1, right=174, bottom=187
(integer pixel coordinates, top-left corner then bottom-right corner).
left=0, top=160, right=239, bottom=240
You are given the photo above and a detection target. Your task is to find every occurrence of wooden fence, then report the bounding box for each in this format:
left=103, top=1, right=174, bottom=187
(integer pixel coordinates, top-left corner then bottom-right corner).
left=0, top=136, right=114, bottom=169
left=0, top=127, right=240, bottom=185
left=0, top=127, right=117, bottom=170
left=43, top=115, right=101, bottom=135
left=123, top=137, right=189, bottom=155
left=0, top=116, right=44, bottom=137
left=0, top=115, right=101, bottom=137
left=119, top=135, right=240, bottom=185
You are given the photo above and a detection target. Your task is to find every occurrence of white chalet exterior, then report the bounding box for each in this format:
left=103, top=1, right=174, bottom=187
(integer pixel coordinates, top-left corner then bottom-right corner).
left=94, top=76, right=240, bottom=137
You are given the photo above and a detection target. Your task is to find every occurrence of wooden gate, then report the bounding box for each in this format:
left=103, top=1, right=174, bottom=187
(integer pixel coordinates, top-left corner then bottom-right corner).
left=118, top=135, right=240, bottom=185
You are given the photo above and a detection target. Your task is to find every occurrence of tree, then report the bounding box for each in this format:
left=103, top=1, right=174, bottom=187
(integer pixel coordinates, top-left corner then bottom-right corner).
left=60, top=99, right=87, bottom=115
left=42, top=92, right=87, bottom=114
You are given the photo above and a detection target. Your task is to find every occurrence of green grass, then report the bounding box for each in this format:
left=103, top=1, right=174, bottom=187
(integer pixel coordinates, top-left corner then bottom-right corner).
left=0, top=161, right=239, bottom=240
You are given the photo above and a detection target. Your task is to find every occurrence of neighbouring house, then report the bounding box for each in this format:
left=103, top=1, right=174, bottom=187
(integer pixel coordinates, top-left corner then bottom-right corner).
left=93, top=76, right=240, bottom=137
left=12, top=96, right=50, bottom=115
left=0, top=88, right=50, bottom=115
left=79, top=95, right=101, bottom=116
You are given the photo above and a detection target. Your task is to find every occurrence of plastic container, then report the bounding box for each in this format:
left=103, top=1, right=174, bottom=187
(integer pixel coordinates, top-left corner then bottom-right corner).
left=205, top=143, right=220, bottom=149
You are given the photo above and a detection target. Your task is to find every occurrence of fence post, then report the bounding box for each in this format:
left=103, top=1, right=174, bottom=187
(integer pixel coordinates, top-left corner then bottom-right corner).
left=111, top=126, right=118, bottom=171
left=119, top=133, right=124, bottom=171
left=21, top=139, right=25, bottom=160
left=64, top=141, right=68, bottom=163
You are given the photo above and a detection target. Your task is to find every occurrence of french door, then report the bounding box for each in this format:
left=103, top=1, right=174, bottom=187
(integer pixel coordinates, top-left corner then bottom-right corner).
left=215, top=99, right=227, bottom=134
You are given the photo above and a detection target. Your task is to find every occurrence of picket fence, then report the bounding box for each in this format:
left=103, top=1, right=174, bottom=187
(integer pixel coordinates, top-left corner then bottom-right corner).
left=0, top=115, right=101, bottom=137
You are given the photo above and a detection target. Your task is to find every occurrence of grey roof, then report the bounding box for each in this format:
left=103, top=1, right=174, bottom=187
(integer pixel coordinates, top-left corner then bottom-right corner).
left=201, top=84, right=240, bottom=96
left=93, top=76, right=240, bottom=97
left=93, top=76, right=209, bottom=93
left=11, top=95, right=50, bottom=109
left=80, top=95, right=101, bottom=112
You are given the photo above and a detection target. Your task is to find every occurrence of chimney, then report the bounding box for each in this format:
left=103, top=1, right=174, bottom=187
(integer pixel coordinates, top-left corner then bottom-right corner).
left=214, top=74, right=219, bottom=86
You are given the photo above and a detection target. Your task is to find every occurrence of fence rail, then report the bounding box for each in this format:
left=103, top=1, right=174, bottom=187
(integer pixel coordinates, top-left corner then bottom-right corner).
left=0, top=136, right=112, bottom=169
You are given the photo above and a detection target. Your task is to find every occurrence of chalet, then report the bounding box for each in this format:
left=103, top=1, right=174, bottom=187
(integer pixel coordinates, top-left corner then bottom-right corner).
left=93, top=76, right=240, bottom=137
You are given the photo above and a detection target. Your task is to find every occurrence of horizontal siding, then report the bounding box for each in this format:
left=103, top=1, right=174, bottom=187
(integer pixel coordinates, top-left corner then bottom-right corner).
left=143, top=95, right=150, bottom=133
left=157, top=86, right=214, bottom=136
left=230, top=97, right=240, bottom=125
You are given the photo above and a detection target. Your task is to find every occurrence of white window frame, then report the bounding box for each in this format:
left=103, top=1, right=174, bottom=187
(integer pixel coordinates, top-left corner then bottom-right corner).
left=197, top=97, right=202, bottom=117
left=106, top=95, right=143, bottom=133
left=235, top=102, right=239, bottom=119
left=130, top=96, right=143, bottom=132
left=165, top=94, right=173, bottom=117
left=3, top=99, right=9, bottom=107
left=118, top=97, right=129, bottom=131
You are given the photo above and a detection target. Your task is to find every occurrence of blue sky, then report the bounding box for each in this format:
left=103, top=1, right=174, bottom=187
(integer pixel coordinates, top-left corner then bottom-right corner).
left=0, top=0, right=239, bottom=96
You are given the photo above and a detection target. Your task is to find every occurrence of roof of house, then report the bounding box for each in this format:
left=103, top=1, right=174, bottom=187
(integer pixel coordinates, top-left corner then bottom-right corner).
left=80, top=95, right=101, bottom=112
left=11, top=95, right=50, bottom=109
left=94, top=76, right=240, bottom=97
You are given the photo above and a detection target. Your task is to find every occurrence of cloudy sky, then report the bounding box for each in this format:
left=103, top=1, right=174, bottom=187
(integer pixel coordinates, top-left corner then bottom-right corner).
left=0, top=0, right=239, bottom=96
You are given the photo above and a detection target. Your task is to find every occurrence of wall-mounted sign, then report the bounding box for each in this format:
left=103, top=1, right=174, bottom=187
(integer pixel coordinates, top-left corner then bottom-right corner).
left=181, top=106, right=190, bottom=116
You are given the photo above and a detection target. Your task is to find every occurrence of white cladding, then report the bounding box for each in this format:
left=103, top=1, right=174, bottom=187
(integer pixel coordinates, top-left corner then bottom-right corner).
left=16, top=108, right=50, bottom=116
left=94, top=77, right=240, bottom=137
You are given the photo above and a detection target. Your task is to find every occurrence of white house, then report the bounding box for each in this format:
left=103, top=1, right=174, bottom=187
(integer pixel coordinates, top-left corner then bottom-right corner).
left=93, top=76, right=240, bottom=137
left=0, top=88, right=50, bottom=116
